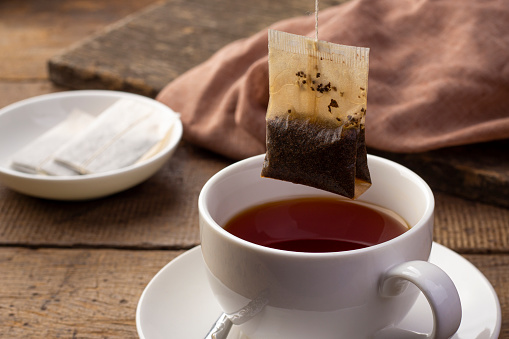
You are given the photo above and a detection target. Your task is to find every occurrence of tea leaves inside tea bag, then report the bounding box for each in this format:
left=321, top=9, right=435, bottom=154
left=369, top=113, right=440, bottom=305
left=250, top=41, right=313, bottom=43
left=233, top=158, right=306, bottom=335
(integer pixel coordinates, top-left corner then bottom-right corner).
left=261, top=30, right=371, bottom=199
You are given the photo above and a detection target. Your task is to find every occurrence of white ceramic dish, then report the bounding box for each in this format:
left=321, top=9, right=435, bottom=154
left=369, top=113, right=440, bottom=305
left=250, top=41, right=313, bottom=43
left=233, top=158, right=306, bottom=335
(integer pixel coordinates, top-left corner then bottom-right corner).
left=136, top=243, right=501, bottom=339
left=0, top=90, right=182, bottom=200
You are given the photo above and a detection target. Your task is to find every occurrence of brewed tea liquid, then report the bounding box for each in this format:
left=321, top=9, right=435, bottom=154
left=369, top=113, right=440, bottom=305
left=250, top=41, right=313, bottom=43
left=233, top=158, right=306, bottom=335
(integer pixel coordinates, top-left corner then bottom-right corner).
left=223, top=197, right=409, bottom=253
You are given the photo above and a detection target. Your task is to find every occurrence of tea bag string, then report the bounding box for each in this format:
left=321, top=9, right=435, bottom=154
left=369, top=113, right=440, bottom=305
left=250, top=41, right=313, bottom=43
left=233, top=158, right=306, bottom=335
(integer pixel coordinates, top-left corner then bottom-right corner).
left=315, top=0, right=319, bottom=41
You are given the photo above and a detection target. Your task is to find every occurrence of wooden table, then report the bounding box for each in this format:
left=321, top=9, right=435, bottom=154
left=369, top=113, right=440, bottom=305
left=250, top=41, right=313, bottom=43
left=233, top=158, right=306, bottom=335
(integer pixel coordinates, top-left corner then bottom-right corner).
left=0, top=1, right=507, bottom=338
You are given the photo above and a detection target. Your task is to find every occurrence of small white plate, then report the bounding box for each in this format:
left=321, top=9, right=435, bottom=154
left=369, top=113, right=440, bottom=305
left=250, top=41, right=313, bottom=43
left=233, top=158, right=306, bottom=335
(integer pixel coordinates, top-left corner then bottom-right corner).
left=0, top=90, right=182, bottom=200
left=136, top=243, right=501, bottom=339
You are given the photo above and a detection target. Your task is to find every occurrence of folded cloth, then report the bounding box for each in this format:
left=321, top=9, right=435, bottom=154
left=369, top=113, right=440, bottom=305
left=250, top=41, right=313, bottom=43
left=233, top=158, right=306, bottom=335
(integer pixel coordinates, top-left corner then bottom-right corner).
left=157, top=0, right=509, bottom=160
left=11, top=109, right=95, bottom=175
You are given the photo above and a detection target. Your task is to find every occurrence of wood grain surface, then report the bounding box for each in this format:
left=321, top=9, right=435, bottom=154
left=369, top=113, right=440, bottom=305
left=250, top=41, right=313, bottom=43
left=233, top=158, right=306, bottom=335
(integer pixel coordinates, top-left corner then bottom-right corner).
left=0, top=247, right=183, bottom=338
left=0, top=1, right=508, bottom=338
left=1, top=248, right=507, bottom=338
left=0, top=0, right=160, bottom=108
left=48, top=0, right=346, bottom=97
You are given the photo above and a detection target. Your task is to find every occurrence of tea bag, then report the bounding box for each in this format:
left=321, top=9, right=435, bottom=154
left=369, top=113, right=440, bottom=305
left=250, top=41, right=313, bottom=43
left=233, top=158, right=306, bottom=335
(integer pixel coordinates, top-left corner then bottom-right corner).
left=53, top=99, right=177, bottom=174
left=261, top=30, right=371, bottom=199
left=10, top=109, right=95, bottom=176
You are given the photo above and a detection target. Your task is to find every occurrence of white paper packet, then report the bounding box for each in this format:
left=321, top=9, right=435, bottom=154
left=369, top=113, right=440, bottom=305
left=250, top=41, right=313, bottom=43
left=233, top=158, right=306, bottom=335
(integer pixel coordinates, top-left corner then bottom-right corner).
left=53, top=99, right=177, bottom=174
left=10, top=109, right=95, bottom=176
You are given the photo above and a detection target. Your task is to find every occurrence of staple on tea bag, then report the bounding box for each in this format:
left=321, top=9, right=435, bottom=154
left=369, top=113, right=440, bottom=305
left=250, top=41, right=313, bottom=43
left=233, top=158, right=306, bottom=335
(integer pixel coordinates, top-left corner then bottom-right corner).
left=10, top=109, right=95, bottom=176
left=261, top=30, right=371, bottom=199
left=53, top=99, right=177, bottom=174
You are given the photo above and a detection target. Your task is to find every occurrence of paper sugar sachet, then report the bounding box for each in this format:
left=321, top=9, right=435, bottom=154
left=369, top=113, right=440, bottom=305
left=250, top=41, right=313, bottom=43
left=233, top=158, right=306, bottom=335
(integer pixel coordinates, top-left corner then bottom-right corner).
left=52, top=99, right=177, bottom=174
left=261, top=30, right=371, bottom=199
left=10, top=110, right=95, bottom=176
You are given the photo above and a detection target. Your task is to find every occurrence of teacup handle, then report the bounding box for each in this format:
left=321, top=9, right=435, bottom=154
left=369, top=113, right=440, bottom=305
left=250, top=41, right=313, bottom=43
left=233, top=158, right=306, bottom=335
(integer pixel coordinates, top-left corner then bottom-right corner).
left=377, top=260, right=462, bottom=339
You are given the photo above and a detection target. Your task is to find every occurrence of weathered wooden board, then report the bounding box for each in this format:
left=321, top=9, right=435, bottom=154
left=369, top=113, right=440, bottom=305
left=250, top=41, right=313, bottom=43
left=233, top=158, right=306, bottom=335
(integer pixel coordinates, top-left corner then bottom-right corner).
left=0, top=247, right=183, bottom=339
left=369, top=140, right=509, bottom=209
left=48, top=0, right=346, bottom=97
left=1, top=247, right=508, bottom=338
left=47, top=0, right=509, bottom=208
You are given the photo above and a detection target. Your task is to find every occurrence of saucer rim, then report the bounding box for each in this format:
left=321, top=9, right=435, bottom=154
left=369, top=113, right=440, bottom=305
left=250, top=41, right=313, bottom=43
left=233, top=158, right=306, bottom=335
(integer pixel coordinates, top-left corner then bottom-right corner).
left=136, top=242, right=502, bottom=339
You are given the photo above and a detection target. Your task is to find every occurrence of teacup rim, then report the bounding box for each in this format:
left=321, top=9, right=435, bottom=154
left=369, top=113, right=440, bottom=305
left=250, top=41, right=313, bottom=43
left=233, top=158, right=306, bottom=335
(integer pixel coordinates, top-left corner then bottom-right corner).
left=199, top=153, right=434, bottom=258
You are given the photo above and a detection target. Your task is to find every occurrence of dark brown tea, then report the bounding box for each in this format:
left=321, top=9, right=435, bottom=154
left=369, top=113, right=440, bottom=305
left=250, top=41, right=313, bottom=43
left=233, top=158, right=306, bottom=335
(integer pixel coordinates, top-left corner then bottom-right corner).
left=224, top=197, right=409, bottom=253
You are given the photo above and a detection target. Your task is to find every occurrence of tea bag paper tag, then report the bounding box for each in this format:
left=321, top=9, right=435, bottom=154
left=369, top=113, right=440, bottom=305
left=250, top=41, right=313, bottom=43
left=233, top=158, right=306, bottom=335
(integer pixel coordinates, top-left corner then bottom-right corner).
left=53, top=99, right=177, bottom=174
left=267, top=30, right=369, bottom=128
left=10, top=109, right=95, bottom=176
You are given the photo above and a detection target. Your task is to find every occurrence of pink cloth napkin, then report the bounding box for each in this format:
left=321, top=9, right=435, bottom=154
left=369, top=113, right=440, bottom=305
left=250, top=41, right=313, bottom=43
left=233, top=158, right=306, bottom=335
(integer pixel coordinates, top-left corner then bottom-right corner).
left=157, top=0, right=509, bottom=160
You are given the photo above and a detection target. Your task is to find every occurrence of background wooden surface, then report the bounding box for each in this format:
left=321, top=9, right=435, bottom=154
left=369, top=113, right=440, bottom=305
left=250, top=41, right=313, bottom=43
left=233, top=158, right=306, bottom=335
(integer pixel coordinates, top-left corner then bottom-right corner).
left=47, top=0, right=509, bottom=209
left=0, top=0, right=508, bottom=338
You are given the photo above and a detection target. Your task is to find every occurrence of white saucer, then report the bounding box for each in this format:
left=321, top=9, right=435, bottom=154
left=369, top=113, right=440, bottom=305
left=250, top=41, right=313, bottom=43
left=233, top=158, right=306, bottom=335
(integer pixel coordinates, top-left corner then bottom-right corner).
left=136, top=243, right=501, bottom=339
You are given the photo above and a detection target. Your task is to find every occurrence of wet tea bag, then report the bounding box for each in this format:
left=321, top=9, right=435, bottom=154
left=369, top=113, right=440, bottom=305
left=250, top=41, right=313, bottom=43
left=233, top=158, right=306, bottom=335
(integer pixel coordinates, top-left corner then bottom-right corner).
left=10, top=109, right=95, bottom=176
left=261, top=29, right=371, bottom=199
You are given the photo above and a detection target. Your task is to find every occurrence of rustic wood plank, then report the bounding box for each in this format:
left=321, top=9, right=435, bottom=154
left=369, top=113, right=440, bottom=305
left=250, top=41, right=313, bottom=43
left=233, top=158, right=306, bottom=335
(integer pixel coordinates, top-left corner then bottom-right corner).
left=0, top=0, right=161, bottom=81
left=0, top=0, right=159, bottom=111
left=0, top=247, right=183, bottom=339
left=48, top=0, right=346, bottom=97
left=0, top=247, right=507, bottom=338
left=370, top=140, right=509, bottom=209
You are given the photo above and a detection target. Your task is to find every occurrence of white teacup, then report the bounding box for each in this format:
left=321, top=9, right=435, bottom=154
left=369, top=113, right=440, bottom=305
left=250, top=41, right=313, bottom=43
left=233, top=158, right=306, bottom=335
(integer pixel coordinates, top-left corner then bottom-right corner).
left=199, top=154, right=461, bottom=339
